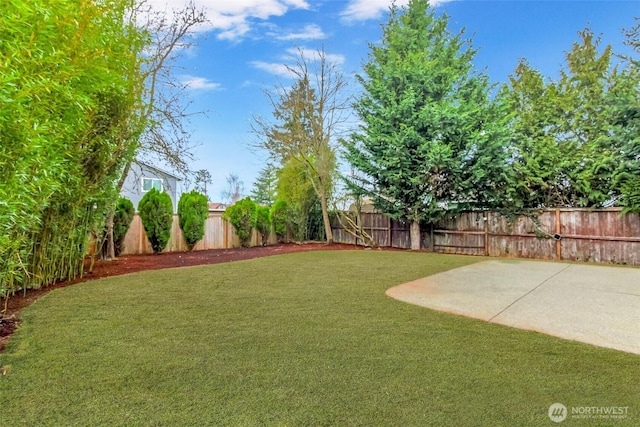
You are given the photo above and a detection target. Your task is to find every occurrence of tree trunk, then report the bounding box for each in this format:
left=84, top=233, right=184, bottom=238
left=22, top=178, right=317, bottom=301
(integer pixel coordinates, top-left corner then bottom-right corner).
left=319, top=192, right=333, bottom=244
left=106, top=211, right=116, bottom=260
left=410, top=220, right=421, bottom=250
left=105, top=161, right=132, bottom=261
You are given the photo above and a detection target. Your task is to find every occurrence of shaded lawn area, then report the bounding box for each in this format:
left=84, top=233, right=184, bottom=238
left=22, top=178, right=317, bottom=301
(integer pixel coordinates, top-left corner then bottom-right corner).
left=1, top=251, right=637, bottom=426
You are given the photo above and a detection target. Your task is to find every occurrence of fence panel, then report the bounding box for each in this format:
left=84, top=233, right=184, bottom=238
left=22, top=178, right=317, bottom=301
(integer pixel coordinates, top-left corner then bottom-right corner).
left=331, top=208, right=640, bottom=265
left=120, top=212, right=266, bottom=255
left=487, top=211, right=557, bottom=260
left=432, top=211, right=485, bottom=256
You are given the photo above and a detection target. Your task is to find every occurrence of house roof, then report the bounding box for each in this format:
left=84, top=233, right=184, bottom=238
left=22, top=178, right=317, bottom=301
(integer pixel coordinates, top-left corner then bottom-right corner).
left=135, top=160, right=182, bottom=181
left=209, top=202, right=226, bottom=211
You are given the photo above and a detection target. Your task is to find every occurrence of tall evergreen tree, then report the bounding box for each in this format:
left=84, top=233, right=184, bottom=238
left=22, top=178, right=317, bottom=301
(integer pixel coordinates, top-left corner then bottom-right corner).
left=502, top=28, right=635, bottom=209
left=611, top=20, right=640, bottom=211
left=251, top=164, right=278, bottom=207
left=557, top=29, right=617, bottom=206
left=343, top=0, right=511, bottom=249
left=498, top=61, right=573, bottom=208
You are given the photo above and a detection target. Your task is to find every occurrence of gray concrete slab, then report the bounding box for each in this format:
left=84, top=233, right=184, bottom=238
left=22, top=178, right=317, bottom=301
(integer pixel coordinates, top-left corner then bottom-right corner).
left=386, top=260, right=640, bottom=355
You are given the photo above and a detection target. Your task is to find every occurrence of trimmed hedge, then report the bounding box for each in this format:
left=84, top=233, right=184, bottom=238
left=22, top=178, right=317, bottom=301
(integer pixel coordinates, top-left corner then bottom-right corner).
left=113, top=197, right=135, bottom=256
left=223, top=197, right=255, bottom=248
left=178, top=191, right=209, bottom=251
left=138, top=188, right=173, bottom=253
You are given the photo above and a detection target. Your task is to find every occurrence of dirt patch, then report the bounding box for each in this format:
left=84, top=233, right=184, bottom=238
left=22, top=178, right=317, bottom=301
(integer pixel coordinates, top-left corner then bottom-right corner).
left=0, top=243, right=370, bottom=352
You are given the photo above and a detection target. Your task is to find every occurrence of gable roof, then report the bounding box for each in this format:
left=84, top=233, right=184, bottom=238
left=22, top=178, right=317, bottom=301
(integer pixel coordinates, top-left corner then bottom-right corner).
left=135, top=160, right=182, bottom=181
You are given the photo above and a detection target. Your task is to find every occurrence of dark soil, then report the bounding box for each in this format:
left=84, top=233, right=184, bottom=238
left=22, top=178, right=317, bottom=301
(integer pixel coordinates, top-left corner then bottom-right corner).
left=0, top=243, right=370, bottom=353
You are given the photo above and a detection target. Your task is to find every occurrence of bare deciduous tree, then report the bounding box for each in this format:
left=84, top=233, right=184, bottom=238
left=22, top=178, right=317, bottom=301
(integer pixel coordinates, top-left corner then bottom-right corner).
left=221, top=173, right=245, bottom=205
left=131, top=0, right=208, bottom=176
left=194, top=169, right=213, bottom=200
left=252, top=47, right=350, bottom=244
left=105, top=0, right=208, bottom=260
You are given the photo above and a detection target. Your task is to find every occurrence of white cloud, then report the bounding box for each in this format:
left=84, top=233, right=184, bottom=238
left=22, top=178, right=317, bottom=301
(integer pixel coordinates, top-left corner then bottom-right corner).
left=250, top=61, right=298, bottom=79
left=273, top=23, right=326, bottom=41
left=180, top=75, right=222, bottom=91
left=251, top=47, right=346, bottom=80
left=145, top=0, right=310, bottom=40
left=284, top=47, right=346, bottom=66
left=341, top=0, right=451, bottom=23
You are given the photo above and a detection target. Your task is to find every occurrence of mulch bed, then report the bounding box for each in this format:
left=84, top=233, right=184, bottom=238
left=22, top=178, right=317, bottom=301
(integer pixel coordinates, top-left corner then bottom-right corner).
left=0, top=243, right=372, bottom=353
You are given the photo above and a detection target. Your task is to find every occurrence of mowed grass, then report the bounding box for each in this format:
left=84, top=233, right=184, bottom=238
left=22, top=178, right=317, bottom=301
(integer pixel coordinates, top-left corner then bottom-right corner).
left=1, top=251, right=638, bottom=426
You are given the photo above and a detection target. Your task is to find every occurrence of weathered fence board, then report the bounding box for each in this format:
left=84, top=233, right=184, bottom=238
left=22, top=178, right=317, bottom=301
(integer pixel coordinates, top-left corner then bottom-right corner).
left=331, top=208, right=640, bottom=265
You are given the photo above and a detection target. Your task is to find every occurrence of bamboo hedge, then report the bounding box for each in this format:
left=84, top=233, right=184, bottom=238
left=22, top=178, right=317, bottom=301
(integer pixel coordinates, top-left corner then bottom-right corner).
left=0, top=0, right=146, bottom=297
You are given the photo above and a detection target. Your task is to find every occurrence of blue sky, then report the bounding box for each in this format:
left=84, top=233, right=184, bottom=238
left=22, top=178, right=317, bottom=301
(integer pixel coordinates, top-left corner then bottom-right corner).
left=150, top=0, right=638, bottom=202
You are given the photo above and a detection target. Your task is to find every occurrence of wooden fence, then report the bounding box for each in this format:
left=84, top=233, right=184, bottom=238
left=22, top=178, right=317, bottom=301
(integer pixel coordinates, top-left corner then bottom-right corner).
left=331, top=208, right=640, bottom=265
left=120, top=211, right=270, bottom=255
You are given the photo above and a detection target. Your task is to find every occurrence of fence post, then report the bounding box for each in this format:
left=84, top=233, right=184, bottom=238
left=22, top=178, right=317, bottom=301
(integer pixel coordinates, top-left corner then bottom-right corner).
left=430, top=223, right=435, bottom=252
left=224, top=218, right=229, bottom=249
left=555, top=208, right=562, bottom=260
left=484, top=211, right=489, bottom=256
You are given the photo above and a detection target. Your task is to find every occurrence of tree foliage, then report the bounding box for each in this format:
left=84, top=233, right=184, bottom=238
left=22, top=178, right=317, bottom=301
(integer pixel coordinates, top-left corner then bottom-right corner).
left=270, top=200, right=289, bottom=243
left=138, top=189, right=174, bottom=254
left=223, top=197, right=256, bottom=248
left=275, top=160, right=317, bottom=241
left=178, top=190, right=209, bottom=251
left=343, top=0, right=511, bottom=249
left=500, top=27, right=639, bottom=209
left=611, top=19, right=640, bottom=212
left=251, top=164, right=278, bottom=207
left=253, top=205, right=271, bottom=246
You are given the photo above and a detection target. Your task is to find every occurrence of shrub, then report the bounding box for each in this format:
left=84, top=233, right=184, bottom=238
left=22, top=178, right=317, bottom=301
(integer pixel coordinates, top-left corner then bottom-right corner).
left=178, top=191, right=209, bottom=251
left=113, top=197, right=135, bottom=256
left=270, top=200, right=288, bottom=243
left=138, top=188, right=173, bottom=253
left=223, top=197, right=255, bottom=247
left=253, top=205, right=271, bottom=246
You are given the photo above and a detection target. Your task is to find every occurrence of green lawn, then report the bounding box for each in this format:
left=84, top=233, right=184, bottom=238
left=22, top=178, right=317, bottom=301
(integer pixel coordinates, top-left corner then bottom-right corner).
left=1, top=251, right=637, bottom=426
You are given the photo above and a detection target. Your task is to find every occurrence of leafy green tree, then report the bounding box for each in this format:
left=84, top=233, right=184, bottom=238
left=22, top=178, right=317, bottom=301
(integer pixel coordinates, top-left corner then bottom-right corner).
left=275, top=159, right=317, bottom=241
left=253, top=205, right=271, bottom=246
left=270, top=200, right=289, bottom=243
left=223, top=197, right=256, bottom=248
left=343, top=0, right=511, bottom=249
left=138, top=189, right=174, bottom=254
left=113, top=198, right=135, bottom=256
left=178, top=191, right=209, bottom=251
